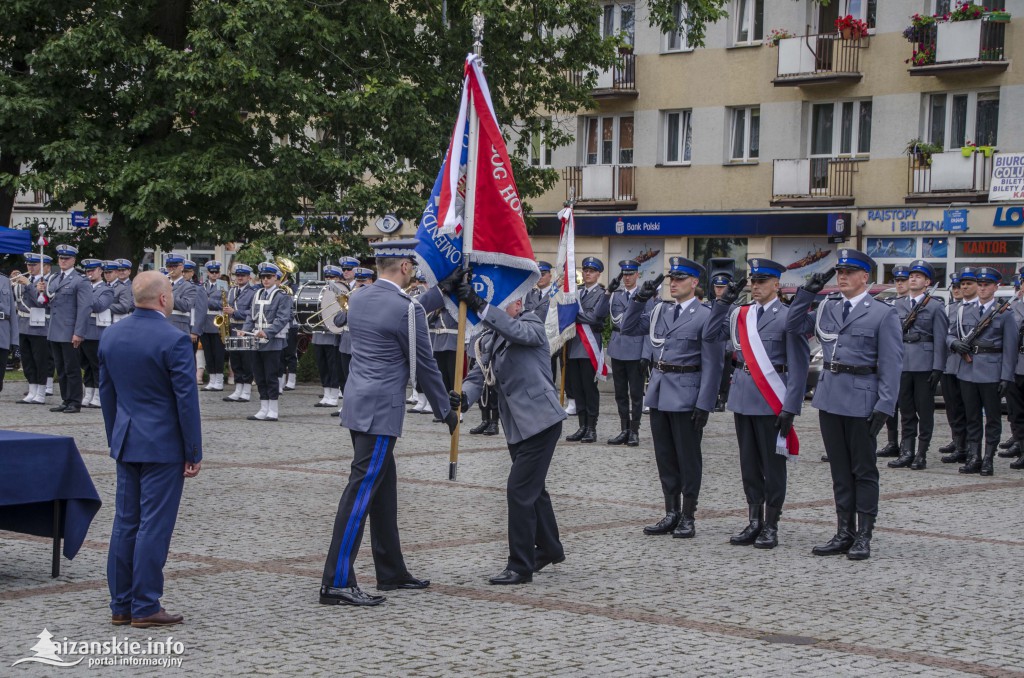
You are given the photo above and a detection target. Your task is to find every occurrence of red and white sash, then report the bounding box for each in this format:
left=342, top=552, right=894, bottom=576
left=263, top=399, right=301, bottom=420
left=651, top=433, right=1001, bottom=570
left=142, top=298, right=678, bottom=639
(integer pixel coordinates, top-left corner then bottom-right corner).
left=736, top=305, right=799, bottom=459
left=577, top=322, right=609, bottom=381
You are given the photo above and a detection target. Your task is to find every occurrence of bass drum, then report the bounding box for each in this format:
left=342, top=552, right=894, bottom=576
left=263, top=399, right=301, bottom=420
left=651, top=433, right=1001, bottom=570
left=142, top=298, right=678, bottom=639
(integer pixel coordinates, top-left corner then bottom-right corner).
left=295, top=281, right=326, bottom=333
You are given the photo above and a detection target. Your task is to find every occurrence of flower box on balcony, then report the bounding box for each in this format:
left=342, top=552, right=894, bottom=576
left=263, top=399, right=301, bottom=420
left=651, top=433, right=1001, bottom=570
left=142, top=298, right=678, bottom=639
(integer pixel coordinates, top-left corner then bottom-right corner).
left=984, top=11, right=1011, bottom=23
left=937, top=19, right=982, bottom=62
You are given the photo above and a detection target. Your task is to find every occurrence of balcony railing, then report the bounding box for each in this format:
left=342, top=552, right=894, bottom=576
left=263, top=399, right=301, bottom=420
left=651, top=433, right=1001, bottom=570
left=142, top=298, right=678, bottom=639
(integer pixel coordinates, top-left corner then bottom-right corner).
left=773, top=33, right=863, bottom=86
left=14, top=188, right=49, bottom=207
left=771, top=157, right=858, bottom=206
left=908, top=19, right=1008, bottom=75
left=906, top=150, right=993, bottom=203
left=568, top=52, right=637, bottom=98
left=563, top=165, right=636, bottom=207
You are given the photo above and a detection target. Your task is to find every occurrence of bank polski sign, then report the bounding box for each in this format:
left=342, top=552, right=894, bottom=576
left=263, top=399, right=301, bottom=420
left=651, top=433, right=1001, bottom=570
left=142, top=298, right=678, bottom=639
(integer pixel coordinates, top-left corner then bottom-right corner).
left=990, top=153, right=1024, bottom=201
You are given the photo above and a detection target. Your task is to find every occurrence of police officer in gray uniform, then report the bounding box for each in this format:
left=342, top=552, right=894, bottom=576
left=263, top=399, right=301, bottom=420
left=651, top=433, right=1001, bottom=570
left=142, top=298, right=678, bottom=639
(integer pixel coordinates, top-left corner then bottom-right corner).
left=948, top=267, right=1018, bottom=476
left=428, top=290, right=459, bottom=398
left=40, top=244, right=92, bottom=413
left=184, top=260, right=206, bottom=359
left=941, top=269, right=977, bottom=463
left=707, top=258, right=809, bottom=550
left=13, top=253, right=51, bottom=404
left=320, top=239, right=455, bottom=607
left=107, top=260, right=134, bottom=324
left=333, top=267, right=374, bottom=417
left=606, top=259, right=646, bottom=446
left=621, top=257, right=725, bottom=539
left=0, top=268, right=16, bottom=394
left=78, top=259, right=115, bottom=409
left=201, top=260, right=227, bottom=391
left=452, top=278, right=568, bottom=584
left=242, top=261, right=293, bottom=422
left=524, top=260, right=562, bottom=388
left=786, top=249, right=903, bottom=560
left=164, top=253, right=198, bottom=344
left=888, top=260, right=947, bottom=470
left=1000, top=272, right=1024, bottom=463
left=878, top=265, right=910, bottom=458
left=565, top=256, right=610, bottom=443
left=223, top=264, right=258, bottom=403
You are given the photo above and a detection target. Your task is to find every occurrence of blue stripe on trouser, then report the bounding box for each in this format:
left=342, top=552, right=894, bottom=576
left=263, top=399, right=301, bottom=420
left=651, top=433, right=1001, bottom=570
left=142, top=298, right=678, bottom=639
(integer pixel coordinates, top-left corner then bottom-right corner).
left=334, top=435, right=389, bottom=587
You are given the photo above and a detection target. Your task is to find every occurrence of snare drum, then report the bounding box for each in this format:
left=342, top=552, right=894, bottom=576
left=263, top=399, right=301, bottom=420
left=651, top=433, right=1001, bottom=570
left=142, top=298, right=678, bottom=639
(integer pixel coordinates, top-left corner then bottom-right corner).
left=295, top=281, right=327, bottom=333
left=226, top=335, right=260, bottom=352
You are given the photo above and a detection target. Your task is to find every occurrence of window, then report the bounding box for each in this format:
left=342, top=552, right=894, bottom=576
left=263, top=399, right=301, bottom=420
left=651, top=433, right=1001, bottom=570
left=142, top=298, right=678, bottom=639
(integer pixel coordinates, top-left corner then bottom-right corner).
left=927, top=91, right=999, bottom=149
left=584, top=116, right=634, bottom=165
left=846, top=0, right=878, bottom=29
left=730, top=107, right=760, bottom=161
left=934, top=0, right=1004, bottom=12
left=600, top=3, right=635, bottom=46
left=809, top=99, right=872, bottom=156
left=664, top=2, right=691, bottom=52
left=733, top=0, right=763, bottom=44
left=663, top=110, right=693, bottom=164
left=527, top=120, right=552, bottom=168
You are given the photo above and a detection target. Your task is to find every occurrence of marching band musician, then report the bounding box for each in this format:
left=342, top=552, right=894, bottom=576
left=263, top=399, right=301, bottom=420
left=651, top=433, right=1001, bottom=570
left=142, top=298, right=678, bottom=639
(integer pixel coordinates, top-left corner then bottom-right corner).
left=106, top=260, right=134, bottom=324
left=311, top=265, right=344, bottom=409
left=241, top=261, right=292, bottom=421
left=201, top=261, right=227, bottom=391
left=79, top=259, right=115, bottom=409
left=564, top=257, right=610, bottom=443
left=947, top=267, right=1018, bottom=476
left=706, top=259, right=808, bottom=549
left=279, top=266, right=300, bottom=394
left=184, top=260, right=207, bottom=363
left=786, top=249, right=902, bottom=561
left=115, top=259, right=134, bottom=286
left=332, top=267, right=375, bottom=417
left=222, top=264, right=258, bottom=403
left=14, top=252, right=52, bottom=404
left=36, top=244, right=92, bottom=413
left=620, top=257, right=725, bottom=540
left=339, top=255, right=359, bottom=289
left=605, top=259, right=645, bottom=447
left=0, top=266, right=16, bottom=395
left=164, top=253, right=198, bottom=349
left=887, top=260, right=947, bottom=471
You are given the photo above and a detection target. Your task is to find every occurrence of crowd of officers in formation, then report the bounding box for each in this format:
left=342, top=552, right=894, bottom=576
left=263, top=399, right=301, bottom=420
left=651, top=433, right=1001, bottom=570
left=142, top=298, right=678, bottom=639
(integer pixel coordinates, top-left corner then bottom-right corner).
left=5, top=242, right=1024, bottom=570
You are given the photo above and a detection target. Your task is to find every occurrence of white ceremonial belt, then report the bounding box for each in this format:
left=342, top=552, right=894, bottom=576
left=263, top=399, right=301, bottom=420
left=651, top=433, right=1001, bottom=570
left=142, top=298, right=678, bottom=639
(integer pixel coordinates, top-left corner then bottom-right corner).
left=113, top=314, right=128, bottom=323
left=171, top=310, right=189, bottom=316
left=17, top=311, right=31, bottom=318
left=206, top=311, right=220, bottom=316
left=430, top=329, right=458, bottom=335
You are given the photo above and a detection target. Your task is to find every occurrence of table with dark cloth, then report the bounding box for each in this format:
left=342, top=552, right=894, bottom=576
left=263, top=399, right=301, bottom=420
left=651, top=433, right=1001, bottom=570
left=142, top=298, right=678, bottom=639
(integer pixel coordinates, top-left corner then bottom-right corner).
left=0, top=430, right=102, bottom=577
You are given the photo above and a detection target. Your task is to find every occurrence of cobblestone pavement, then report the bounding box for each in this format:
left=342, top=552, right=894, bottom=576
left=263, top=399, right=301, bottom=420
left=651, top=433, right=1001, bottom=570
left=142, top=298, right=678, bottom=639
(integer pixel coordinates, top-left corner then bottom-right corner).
left=3, top=380, right=1024, bottom=677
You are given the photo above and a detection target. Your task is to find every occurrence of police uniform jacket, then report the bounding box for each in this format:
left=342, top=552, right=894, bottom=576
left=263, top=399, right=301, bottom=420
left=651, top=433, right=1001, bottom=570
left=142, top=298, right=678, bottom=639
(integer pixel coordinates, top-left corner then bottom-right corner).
left=83, top=282, right=115, bottom=341
left=945, top=300, right=963, bottom=374
left=524, top=285, right=554, bottom=321
left=895, top=295, right=948, bottom=373
left=168, top=277, right=198, bottom=335
left=243, top=285, right=292, bottom=352
left=14, top=274, right=49, bottom=337
left=607, top=287, right=645, bottom=362
left=949, top=300, right=1017, bottom=384
left=109, top=279, right=134, bottom=322
left=228, top=283, right=257, bottom=329
left=202, top=282, right=224, bottom=334
left=706, top=299, right=809, bottom=417
left=463, top=308, right=567, bottom=444
left=341, top=279, right=450, bottom=437
left=429, top=307, right=459, bottom=352
left=568, top=284, right=610, bottom=360
left=1012, top=299, right=1024, bottom=376
left=42, top=269, right=92, bottom=342
left=190, top=282, right=207, bottom=336
left=0, top=275, right=17, bottom=351
left=786, top=288, right=903, bottom=418
left=620, top=296, right=724, bottom=413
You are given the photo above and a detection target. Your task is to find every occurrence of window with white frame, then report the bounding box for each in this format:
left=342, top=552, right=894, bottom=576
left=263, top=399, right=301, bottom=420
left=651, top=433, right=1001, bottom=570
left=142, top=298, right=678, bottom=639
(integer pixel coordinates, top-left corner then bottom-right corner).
left=664, top=2, right=691, bottom=52
left=809, top=99, right=872, bottom=157
left=845, top=0, right=878, bottom=29
left=663, top=110, right=693, bottom=164
left=927, top=90, right=999, bottom=149
left=933, top=0, right=1004, bottom=13
left=729, top=107, right=760, bottom=161
left=600, top=3, right=635, bottom=46
left=584, top=115, right=634, bottom=165
left=733, top=0, right=763, bottom=44
left=527, top=120, right=552, bottom=168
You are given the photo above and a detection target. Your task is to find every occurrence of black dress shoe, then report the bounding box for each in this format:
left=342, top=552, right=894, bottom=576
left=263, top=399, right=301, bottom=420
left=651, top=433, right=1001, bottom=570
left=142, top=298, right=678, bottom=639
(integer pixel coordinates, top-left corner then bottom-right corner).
left=643, top=511, right=680, bottom=535
left=319, top=585, right=386, bottom=606
left=62, top=405, right=81, bottom=413
left=607, top=430, right=629, bottom=445
left=50, top=403, right=69, bottom=412
left=488, top=569, right=532, bottom=585
left=626, top=431, right=639, bottom=447
left=376, top=576, right=430, bottom=591
left=533, top=551, right=565, bottom=572
left=565, top=426, right=586, bottom=442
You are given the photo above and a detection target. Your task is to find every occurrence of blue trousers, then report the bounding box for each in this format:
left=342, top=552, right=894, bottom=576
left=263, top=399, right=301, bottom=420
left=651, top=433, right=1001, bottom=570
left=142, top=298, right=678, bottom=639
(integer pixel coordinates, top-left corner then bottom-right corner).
left=107, top=461, right=185, bottom=618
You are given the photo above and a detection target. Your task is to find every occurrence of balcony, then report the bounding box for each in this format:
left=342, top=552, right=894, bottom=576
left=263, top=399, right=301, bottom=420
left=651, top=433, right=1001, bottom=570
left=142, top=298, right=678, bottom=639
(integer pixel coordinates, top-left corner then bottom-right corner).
left=771, top=158, right=858, bottom=207
left=569, top=52, right=637, bottom=100
left=563, top=165, right=637, bottom=210
left=14, top=188, right=49, bottom=207
left=772, top=33, right=863, bottom=87
left=908, top=19, right=1008, bottom=76
left=905, top=150, right=993, bottom=203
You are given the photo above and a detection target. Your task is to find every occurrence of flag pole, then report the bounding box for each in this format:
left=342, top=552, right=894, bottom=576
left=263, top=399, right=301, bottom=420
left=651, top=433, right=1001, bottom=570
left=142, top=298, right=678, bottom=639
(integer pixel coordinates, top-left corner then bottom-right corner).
left=449, top=14, right=485, bottom=482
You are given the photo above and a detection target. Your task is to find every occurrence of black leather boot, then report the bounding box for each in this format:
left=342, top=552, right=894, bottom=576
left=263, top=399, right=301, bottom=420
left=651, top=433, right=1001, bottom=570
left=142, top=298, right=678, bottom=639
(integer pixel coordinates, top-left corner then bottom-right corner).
left=999, top=435, right=1015, bottom=449
left=482, top=418, right=499, bottom=436
left=729, top=504, right=763, bottom=546
left=566, top=414, right=587, bottom=441
left=877, top=440, right=900, bottom=458
left=469, top=415, right=490, bottom=435
left=643, top=495, right=681, bottom=535
left=998, top=439, right=1021, bottom=458
left=846, top=513, right=875, bottom=560
left=942, top=435, right=967, bottom=464
left=1011, top=453, right=1024, bottom=470
left=580, top=419, right=597, bottom=443
left=887, top=438, right=915, bottom=468
left=672, top=497, right=697, bottom=539
left=980, top=442, right=997, bottom=476
left=910, top=444, right=928, bottom=470
left=607, top=418, right=629, bottom=445
left=959, top=442, right=982, bottom=474
left=754, top=505, right=781, bottom=549
left=626, top=423, right=640, bottom=447
left=811, top=512, right=855, bottom=556
left=938, top=439, right=957, bottom=455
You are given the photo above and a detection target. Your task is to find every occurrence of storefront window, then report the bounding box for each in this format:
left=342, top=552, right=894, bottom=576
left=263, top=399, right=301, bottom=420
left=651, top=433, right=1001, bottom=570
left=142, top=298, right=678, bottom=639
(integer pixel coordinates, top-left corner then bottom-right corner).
left=770, top=237, right=835, bottom=287
left=865, top=237, right=915, bottom=259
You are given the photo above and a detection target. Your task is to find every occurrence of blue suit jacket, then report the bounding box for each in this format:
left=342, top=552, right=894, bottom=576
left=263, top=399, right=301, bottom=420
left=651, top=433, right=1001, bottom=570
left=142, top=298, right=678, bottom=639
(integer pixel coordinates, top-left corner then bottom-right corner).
left=99, top=308, right=203, bottom=464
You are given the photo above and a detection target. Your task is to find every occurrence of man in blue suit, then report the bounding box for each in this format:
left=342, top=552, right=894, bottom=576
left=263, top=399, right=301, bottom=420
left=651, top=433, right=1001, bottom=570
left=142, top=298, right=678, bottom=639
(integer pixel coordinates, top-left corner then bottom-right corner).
left=99, top=271, right=203, bottom=628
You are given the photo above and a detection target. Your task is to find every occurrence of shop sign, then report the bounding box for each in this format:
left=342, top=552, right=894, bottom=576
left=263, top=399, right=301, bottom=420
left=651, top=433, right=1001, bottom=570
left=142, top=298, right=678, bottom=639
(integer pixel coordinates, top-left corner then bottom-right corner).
left=989, top=153, right=1024, bottom=201
left=993, top=206, right=1024, bottom=227
left=866, top=208, right=947, bottom=233
left=532, top=212, right=848, bottom=238
left=943, top=209, right=968, bottom=232
left=954, top=237, right=1023, bottom=258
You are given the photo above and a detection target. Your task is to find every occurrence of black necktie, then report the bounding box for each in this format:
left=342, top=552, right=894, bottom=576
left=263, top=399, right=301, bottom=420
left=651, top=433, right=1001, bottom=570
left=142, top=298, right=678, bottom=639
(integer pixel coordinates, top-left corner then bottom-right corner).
left=673, top=304, right=681, bottom=322
left=842, top=300, right=852, bottom=322
left=911, top=299, right=917, bottom=309
left=757, top=305, right=764, bottom=322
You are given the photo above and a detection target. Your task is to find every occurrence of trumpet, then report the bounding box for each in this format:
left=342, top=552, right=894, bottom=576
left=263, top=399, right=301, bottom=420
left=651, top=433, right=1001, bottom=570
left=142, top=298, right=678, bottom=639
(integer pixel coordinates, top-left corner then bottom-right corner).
left=305, top=290, right=349, bottom=332
left=10, top=270, right=30, bottom=286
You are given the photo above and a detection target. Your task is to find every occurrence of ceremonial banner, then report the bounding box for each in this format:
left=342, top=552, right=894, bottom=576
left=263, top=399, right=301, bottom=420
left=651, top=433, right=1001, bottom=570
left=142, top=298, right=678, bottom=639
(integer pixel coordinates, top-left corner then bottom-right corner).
left=545, top=206, right=579, bottom=354
left=415, top=54, right=539, bottom=323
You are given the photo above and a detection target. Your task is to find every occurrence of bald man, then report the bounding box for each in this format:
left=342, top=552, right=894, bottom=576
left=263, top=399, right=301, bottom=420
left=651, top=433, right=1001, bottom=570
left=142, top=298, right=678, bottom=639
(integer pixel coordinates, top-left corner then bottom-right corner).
left=99, top=271, right=203, bottom=628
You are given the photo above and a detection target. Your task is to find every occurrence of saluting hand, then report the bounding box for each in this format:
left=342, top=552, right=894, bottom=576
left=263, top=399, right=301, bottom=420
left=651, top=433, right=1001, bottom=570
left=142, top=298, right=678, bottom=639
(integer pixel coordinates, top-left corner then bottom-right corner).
left=717, top=276, right=748, bottom=306
left=634, top=274, right=664, bottom=303
left=606, top=273, right=623, bottom=295
left=801, top=267, right=836, bottom=295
